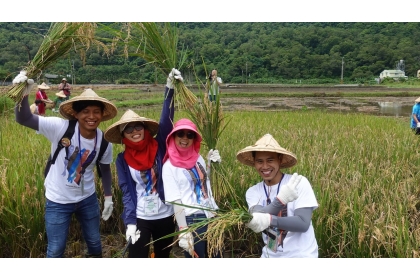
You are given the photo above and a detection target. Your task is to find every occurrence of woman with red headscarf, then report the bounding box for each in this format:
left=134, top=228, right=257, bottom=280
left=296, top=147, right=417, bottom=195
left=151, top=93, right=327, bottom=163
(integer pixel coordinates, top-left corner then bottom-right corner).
left=162, top=118, right=221, bottom=258
left=104, top=69, right=183, bottom=258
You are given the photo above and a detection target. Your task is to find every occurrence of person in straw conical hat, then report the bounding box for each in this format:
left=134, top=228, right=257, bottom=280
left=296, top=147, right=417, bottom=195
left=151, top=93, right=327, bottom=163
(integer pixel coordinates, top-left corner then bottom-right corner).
left=58, top=77, right=72, bottom=100
left=35, top=82, right=53, bottom=116
left=52, top=90, right=67, bottom=113
left=411, top=97, right=420, bottom=134
left=103, top=68, right=183, bottom=258
left=236, top=133, right=319, bottom=258
left=13, top=71, right=117, bottom=258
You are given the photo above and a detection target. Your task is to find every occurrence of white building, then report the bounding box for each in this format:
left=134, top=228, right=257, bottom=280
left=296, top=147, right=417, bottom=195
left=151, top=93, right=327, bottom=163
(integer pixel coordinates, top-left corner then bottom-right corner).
left=379, top=69, right=407, bottom=80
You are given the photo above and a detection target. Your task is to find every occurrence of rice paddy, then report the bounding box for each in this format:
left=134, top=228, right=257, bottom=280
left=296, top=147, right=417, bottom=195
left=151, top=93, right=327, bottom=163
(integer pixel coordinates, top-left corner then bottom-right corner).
left=1, top=90, right=419, bottom=257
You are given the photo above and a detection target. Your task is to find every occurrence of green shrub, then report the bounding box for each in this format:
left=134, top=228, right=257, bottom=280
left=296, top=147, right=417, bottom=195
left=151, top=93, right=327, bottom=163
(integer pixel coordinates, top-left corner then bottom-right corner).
left=0, top=95, right=14, bottom=115
left=116, top=79, right=132, bottom=85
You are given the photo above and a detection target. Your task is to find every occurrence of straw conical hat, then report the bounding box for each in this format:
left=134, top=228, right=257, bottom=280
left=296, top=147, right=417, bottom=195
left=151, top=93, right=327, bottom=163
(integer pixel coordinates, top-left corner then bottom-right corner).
left=236, top=133, right=297, bottom=168
left=59, top=88, right=117, bottom=121
left=415, top=97, right=420, bottom=103
left=55, top=90, right=66, bottom=98
left=37, top=82, right=50, bottom=90
left=104, top=109, right=159, bottom=144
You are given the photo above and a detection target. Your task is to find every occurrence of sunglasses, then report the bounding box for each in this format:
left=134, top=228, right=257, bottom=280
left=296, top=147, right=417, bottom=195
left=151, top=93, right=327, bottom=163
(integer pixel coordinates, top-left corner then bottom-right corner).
left=175, top=130, right=196, bottom=139
left=123, top=124, right=144, bottom=134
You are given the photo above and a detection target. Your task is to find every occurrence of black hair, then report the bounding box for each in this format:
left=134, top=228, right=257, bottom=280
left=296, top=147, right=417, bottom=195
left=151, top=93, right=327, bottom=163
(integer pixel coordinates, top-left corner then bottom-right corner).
left=72, top=100, right=105, bottom=113
left=252, top=151, right=283, bottom=161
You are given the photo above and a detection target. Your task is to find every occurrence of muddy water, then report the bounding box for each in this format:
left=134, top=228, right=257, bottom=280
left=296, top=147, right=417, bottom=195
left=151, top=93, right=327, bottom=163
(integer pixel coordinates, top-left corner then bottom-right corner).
left=221, top=96, right=415, bottom=117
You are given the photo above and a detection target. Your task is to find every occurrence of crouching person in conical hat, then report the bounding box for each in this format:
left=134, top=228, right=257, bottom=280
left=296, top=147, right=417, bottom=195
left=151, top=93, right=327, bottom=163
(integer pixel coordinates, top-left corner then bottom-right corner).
left=13, top=72, right=117, bottom=258
left=103, top=69, right=184, bottom=258
left=236, top=134, right=319, bottom=258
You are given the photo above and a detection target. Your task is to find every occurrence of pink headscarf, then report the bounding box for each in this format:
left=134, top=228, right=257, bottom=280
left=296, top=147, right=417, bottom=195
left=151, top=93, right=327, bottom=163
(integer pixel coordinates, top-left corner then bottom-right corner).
left=163, top=118, right=202, bottom=169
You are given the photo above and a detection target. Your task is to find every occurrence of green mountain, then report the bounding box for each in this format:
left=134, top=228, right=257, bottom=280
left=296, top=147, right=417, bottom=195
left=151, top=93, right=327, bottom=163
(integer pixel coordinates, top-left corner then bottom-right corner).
left=1, top=22, right=420, bottom=84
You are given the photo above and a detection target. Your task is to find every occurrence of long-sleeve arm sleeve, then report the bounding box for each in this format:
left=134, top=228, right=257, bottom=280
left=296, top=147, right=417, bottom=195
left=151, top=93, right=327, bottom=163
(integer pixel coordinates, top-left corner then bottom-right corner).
left=99, top=163, right=112, bottom=196
left=250, top=198, right=313, bottom=232
left=15, top=94, right=39, bottom=130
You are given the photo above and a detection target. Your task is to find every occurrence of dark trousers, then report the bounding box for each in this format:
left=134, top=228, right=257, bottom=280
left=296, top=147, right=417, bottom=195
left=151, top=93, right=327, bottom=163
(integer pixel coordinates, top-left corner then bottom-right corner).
left=128, top=215, right=176, bottom=258
left=184, top=213, right=222, bottom=258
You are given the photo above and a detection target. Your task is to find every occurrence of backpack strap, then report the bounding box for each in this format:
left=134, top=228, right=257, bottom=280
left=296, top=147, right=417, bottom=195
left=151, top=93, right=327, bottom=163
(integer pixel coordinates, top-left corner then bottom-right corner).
left=44, top=119, right=77, bottom=178
left=95, top=132, right=109, bottom=178
left=50, top=119, right=77, bottom=164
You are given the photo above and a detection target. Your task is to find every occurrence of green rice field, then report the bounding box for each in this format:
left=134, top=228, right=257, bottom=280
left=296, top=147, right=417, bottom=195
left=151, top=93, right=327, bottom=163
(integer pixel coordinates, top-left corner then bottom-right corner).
left=1, top=89, right=419, bottom=257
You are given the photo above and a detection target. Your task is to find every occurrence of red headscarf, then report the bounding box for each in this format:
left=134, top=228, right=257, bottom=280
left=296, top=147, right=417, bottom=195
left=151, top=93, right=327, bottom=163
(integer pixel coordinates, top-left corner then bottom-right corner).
left=123, top=129, right=158, bottom=170
left=163, top=119, right=202, bottom=169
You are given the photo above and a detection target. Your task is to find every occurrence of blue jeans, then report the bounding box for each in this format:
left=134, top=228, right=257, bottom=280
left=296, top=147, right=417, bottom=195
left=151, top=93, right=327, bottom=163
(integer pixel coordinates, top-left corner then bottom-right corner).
left=45, top=193, right=102, bottom=258
left=184, top=213, right=221, bottom=258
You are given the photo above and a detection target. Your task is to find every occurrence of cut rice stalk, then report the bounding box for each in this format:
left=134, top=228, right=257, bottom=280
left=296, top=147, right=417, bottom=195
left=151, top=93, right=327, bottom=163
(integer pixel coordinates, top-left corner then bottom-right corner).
left=6, top=22, right=108, bottom=105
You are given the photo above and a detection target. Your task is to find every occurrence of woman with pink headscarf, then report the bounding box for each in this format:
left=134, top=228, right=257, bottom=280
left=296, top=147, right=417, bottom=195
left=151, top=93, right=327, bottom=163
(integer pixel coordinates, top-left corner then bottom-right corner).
left=162, top=118, right=221, bottom=258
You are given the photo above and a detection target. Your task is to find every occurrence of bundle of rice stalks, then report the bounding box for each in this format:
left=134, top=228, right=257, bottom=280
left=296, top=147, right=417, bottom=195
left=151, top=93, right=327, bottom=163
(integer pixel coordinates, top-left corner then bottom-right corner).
left=115, top=22, right=197, bottom=109
left=152, top=201, right=252, bottom=258
left=6, top=22, right=109, bottom=105
left=188, top=84, right=229, bottom=150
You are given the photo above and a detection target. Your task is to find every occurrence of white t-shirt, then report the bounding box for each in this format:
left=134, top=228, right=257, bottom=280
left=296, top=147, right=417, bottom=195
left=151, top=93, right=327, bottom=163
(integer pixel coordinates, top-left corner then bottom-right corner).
left=246, top=173, right=319, bottom=258
left=128, top=166, right=174, bottom=220
left=162, top=155, right=218, bottom=217
left=39, top=117, right=113, bottom=204
left=209, top=77, right=222, bottom=96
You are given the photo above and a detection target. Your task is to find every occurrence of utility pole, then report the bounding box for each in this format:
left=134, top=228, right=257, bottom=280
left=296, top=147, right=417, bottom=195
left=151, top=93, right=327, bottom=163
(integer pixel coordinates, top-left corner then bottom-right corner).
left=341, top=57, right=344, bottom=84
left=246, top=61, right=248, bottom=84
left=70, top=60, right=76, bottom=85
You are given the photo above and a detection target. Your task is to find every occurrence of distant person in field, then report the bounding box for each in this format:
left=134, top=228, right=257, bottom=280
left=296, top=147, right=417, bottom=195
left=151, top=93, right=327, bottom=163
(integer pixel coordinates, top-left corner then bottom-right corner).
left=52, top=90, right=67, bottom=113
left=206, top=69, right=222, bottom=102
left=411, top=97, right=420, bottom=135
left=13, top=71, right=117, bottom=258
left=58, top=78, right=72, bottom=100
left=236, top=133, right=319, bottom=258
left=35, top=82, right=53, bottom=116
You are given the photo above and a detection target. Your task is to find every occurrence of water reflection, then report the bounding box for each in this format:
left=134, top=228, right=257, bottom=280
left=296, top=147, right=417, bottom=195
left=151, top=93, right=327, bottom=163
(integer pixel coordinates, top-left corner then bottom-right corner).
left=377, top=102, right=411, bottom=117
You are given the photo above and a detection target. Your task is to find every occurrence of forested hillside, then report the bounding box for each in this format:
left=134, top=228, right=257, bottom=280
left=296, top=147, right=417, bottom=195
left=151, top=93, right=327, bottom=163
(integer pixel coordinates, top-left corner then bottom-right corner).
left=1, top=22, right=420, bottom=84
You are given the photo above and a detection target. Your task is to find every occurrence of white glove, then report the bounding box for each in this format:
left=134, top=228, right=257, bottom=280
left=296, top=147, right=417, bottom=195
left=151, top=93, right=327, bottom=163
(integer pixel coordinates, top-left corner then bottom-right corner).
left=101, top=196, right=113, bottom=221
left=246, top=213, right=271, bottom=233
left=166, top=68, right=183, bottom=89
left=126, top=224, right=141, bottom=244
left=13, top=71, right=28, bottom=84
left=417, top=123, right=420, bottom=128
left=179, top=229, right=194, bottom=256
left=277, top=173, right=302, bottom=205
left=13, top=71, right=35, bottom=97
left=207, top=149, right=222, bottom=167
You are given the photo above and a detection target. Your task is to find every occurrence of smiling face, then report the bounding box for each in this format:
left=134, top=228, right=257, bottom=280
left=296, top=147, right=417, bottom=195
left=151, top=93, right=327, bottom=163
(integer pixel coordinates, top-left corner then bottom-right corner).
left=122, top=122, right=145, bottom=143
left=253, top=151, right=283, bottom=185
left=174, top=129, right=195, bottom=148
left=74, top=105, right=104, bottom=138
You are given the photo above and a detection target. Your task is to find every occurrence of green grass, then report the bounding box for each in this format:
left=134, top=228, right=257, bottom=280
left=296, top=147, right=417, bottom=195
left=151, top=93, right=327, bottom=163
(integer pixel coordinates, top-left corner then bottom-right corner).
left=1, top=92, right=420, bottom=257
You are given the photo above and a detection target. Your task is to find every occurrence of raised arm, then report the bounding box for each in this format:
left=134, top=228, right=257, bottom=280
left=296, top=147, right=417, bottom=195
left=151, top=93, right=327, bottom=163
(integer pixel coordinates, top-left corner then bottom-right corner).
left=14, top=76, right=39, bottom=131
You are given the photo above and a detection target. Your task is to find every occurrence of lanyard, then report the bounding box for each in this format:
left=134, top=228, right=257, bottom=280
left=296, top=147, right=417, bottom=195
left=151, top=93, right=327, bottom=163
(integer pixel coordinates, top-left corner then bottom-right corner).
left=144, top=169, right=153, bottom=196
left=78, top=128, right=97, bottom=176
left=191, top=166, right=202, bottom=203
left=263, top=174, right=284, bottom=205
